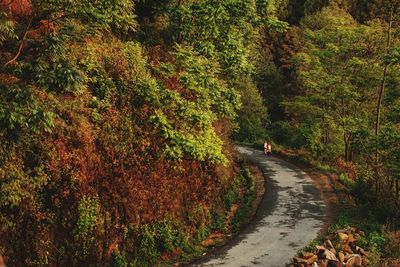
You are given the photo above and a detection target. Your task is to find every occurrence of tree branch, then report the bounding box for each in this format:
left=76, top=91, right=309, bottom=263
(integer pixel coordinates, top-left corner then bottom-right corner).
left=3, top=16, right=33, bottom=67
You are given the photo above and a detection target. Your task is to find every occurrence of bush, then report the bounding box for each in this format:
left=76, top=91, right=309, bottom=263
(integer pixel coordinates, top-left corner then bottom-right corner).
left=231, top=165, right=256, bottom=232
left=112, top=252, right=128, bottom=267
left=76, top=194, right=100, bottom=237
left=385, top=231, right=400, bottom=259
left=338, top=173, right=354, bottom=188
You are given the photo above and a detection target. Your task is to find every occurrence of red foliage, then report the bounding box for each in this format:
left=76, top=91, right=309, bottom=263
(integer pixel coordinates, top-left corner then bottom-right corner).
left=29, top=20, right=57, bottom=38
left=334, top=158, right=359, bottom=180
left=0, top=39, right=237, bottom=266
left=1, top=0, right=32, bottom=16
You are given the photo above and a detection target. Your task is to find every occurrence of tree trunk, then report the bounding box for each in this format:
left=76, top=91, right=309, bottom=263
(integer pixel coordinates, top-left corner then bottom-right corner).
left=375, top=5, right=394, bottom=163
left=374, top=6, right=394, bottom=196
left=344, top=133, right=349, bottom=162
left=177, top=0, right=184, bottom=44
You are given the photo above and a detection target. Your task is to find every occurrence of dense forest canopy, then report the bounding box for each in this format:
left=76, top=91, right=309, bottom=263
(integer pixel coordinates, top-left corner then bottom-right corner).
left=0, top=0, right=400, bottom=266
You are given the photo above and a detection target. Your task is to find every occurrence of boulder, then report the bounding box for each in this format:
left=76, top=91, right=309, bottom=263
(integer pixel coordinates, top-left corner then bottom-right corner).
left=303, top=252, right=316, bottom=259
left=305, top=255, right=318, bottom=265
left=346, top=255, right=362, bottom=267
left=324, top=249, right=338, bottom=261
left=338, top=251, right=345, bottom=263
left=293, top=257, right=308, bottom=264
left=347, top=233, right=356, bottom=243
left=355, top=246, right=367, bottom=256
left=338, top=233, right=349, bottom=242
left=341, top=242, right=353, bottom=254
left=325, top=240, right=337, bottom=254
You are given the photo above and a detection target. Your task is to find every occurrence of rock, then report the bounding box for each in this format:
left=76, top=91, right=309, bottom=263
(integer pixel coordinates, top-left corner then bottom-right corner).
left=338, top=233, right=349, bottom=242
left=293, top=227, right=370, bottom=267
left=303, top=252, right=316, bottom=259
left=306, top=255, right=318, bottom=265
left=341, top=242, right=353, bottom=254
left=319, top=259, right=329, bottom=267
left=316, top=245, right=329, bottom=259
left=355, top=246, right=367, bottom=256
left=316, top=245, right=328, bottom=252
left=327, top=260, right=339, bottom=267
left=347, top=233, right=356, bottom=243
left=349, top=242, right=357, bottom=252
left=346, top=255, right=362, bottom=267
left=325, top=240, right=337, bottom=254
left=324, top=249, right=338, bottom=261
left=293, top=257, right=308, bottom=264
left=338, top=251, right=345, bottom=263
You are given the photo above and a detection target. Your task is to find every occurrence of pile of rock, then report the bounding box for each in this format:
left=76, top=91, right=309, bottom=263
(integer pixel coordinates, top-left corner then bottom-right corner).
left=292, top=227, right=369, bottom=267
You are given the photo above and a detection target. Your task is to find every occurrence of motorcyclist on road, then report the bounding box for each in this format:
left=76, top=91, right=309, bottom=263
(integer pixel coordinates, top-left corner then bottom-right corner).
left=264, top=141, right=272, bottom=156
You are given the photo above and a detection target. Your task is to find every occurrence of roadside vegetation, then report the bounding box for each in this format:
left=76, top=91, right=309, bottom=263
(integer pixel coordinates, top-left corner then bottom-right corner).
left=1, top=0, right=400, bottom=266
left=0, top=0, right=278, bottom=265
left=241, top=0, right=400, bottom=265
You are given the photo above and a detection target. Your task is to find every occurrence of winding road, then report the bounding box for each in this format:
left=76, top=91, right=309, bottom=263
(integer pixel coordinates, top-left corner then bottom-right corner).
left=193, top=146, right=327, bottom=267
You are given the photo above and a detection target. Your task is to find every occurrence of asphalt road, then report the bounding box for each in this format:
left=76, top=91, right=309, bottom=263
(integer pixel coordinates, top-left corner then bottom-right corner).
left=193, top=146, right=327, bottom=267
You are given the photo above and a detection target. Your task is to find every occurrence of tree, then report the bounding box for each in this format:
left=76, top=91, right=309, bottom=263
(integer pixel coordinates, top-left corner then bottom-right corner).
left=372, top=1, right=400, bottom=164
left=233, top=78, right=268, bottom=143
left=287, top=6, right=383, bottom=160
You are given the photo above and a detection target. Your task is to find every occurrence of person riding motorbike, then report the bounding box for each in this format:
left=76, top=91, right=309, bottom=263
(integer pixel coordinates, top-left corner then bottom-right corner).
left=264, top=141, right=272, bottom=156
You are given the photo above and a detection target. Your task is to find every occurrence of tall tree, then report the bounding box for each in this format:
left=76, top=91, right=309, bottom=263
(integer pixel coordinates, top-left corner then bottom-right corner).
left=286, top=6, right=383, bottom=160
left=372, top=1, right=400, bottom=164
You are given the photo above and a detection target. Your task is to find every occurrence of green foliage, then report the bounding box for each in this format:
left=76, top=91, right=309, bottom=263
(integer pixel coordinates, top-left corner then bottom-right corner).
left=338, top=173, right=354, bottom=188
left=0, top=13, right=16, bottom=45
left=151, top=45, right=240, bottom=164
left=170, top=0, right=287, bottom=79
left=135, top=219, right=194, bottom=265
left=76, top=194, right=100, bottom=237
left=232, top=166, right=256, bottom=232
left=384, top=47, right=400, bottom=65
left=283, top=6, right=387, bottom=160
left=329, top=202, right=389, bottom=254
left=112, top=252, right=129, bottom=267
left=136, top=224, right=160, bottom=266
left=0, top=85, right=54, bottom=137
left=30, top=0, right=137, bottom=32
left=30, top=58, right=83, bottom=92
left=210, top=210, right=225, bottom=231
left=224, top=178, right=240, bottom=211
left=0, top=163, right=49, bottom=208
left=233, top=78, right=269, bottom=143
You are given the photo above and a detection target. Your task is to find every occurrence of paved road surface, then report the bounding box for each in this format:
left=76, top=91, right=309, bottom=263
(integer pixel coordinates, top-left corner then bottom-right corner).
left=193, top=146, right=327, bottom=267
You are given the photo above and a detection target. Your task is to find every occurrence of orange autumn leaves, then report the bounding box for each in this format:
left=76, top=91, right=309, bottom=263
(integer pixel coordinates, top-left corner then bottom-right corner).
left=1, top=0, right=32, bottom=17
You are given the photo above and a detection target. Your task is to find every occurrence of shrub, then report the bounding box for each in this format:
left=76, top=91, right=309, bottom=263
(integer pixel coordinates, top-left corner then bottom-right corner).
left=112, top=252, right=128, bottom=267
left=385, top=231, right=400, bottom=259
left=76, top=194, right=100, bottom=237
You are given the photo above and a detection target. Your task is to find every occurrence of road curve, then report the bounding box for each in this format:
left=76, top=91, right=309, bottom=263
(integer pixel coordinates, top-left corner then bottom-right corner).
left=193, top=146, right=327, bottom=267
